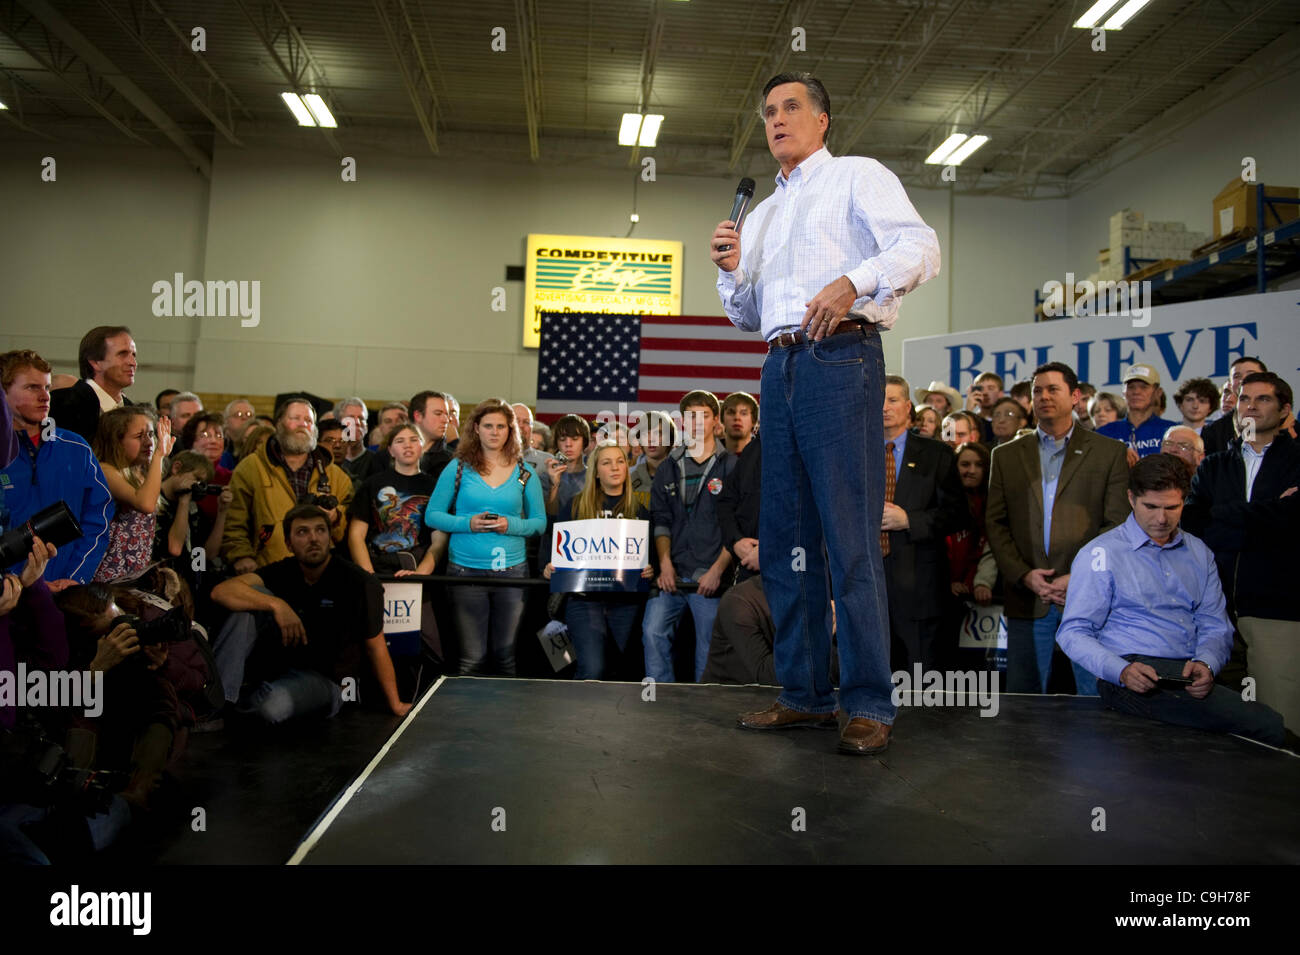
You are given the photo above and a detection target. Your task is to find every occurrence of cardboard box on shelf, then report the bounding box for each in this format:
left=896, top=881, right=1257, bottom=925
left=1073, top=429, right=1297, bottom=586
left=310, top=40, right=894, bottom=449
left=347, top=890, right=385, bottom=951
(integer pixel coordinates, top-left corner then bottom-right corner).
left=1109, top=209, right=1143, bottom=232
left=1110, top=227, right=1146, bottom=249
left=1213, top=180, right=1299, bottom=238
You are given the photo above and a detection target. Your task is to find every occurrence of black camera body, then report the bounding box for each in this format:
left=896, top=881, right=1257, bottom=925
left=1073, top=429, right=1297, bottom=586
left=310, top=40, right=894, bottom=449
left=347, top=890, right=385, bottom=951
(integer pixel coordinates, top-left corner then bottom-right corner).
left=0, top=717, right=125, bottom=814
left=111, top=607, right=192, bottom=647
left=185, top=482, right=225, bottom=500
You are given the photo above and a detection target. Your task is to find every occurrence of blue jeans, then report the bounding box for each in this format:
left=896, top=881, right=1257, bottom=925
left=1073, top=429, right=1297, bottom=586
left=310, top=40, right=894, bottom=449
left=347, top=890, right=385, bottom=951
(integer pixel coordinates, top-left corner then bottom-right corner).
left=565, top=596, right=641, bottom=680
left=642, top=585, right=719, bottom=682
left=212, top=610, right=344, bottom=722
left=1007, top=604, right=1098, bottom=694
left=759, top=324, right=896, bottom=723
left=245, top=668, right=342, bottom=723
left=448, top=561, right=528, bottom=675
left=1098, top=655, right=1285, bottom=745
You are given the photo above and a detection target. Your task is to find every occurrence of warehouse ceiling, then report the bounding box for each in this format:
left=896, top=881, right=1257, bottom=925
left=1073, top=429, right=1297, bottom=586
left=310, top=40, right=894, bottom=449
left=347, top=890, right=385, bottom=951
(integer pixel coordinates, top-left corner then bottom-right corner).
left=0, top=0, right=1297, bottom=196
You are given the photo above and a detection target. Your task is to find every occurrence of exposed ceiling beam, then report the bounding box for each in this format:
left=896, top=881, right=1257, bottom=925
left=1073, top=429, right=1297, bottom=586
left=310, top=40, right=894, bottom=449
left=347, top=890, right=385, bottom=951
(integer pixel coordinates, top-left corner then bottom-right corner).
left=726, top=0, right=813, bottom=170
left=373, top=0, right=440, bottom=155
left=0, top=68, right=55, bottom=137
left=837, top=0, right=970, bottom=155
left=1001, top=0, right=1275, bottom=193
left=514, top=0, right=543, bottom=161
left=233, top=0, right=342, bottom=155
left=13, top=0, right=211, bottom=175
left=0, top=0, right=145, bottom=142
left=96, top=0, right=252, bottom=146
left=94, top=0, right=245, bottom=145
left=628, top=0, right=665, bottom=169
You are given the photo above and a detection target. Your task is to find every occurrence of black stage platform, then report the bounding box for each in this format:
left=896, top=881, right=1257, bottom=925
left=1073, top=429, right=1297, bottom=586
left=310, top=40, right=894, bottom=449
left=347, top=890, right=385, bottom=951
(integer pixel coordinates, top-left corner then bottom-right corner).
left=286, top=677, right=1300, bottom=865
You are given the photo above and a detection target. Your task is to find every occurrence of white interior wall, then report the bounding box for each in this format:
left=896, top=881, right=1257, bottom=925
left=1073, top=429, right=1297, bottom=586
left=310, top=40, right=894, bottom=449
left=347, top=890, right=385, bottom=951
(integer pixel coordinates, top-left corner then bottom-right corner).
left=1063, top=68, right=1300, bottom=278
left=0, top=144, right=208, bottom=404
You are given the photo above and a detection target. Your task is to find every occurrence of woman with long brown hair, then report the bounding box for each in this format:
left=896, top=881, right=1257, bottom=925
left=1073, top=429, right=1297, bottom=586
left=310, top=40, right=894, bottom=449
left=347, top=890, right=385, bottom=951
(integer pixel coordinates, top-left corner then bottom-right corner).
left=91, top=405, right=174, bottom=582
left=425, top=398, right=546, bottom=675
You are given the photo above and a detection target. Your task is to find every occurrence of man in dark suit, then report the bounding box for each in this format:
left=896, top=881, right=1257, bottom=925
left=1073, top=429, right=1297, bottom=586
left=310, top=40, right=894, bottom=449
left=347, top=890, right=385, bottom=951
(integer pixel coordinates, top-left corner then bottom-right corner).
left=986, top=362, right=1130, bottom=695
left=48, top=326, right=136, bottom=443
left=881, top=376, right=969, bottom=670
left=1202, top=356, right=1266, bottom=455
left=1184, top=372, right=1300, bottom=733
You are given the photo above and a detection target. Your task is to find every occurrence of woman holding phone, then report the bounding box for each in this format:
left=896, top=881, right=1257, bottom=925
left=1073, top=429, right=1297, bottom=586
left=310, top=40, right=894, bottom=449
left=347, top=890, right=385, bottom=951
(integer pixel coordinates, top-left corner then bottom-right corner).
left=543, top=441, right=653, bottom=680
left=426, top=399, right=546, bottom=675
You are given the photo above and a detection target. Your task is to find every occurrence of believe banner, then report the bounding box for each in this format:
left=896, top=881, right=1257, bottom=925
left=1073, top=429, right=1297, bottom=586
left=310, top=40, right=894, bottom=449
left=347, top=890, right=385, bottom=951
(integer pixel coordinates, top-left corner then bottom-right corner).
left=549, top=518, right=650, bottom=594
left=902, top=290, right=1299, bottom=393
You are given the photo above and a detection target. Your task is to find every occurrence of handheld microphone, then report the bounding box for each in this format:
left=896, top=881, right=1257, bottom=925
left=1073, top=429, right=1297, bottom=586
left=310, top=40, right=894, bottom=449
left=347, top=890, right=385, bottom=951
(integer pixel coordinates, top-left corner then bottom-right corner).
left=719, top=177, right=755, bottom=252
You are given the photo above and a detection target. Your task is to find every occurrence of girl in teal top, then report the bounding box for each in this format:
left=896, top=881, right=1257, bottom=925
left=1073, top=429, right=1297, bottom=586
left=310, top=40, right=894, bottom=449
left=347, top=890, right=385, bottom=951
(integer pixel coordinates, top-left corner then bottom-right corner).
left=424, top=398, right=546, bottom=675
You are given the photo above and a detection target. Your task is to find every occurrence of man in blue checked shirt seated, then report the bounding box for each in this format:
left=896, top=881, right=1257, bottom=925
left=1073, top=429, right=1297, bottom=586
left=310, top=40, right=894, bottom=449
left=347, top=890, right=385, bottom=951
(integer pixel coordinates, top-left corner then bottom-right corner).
left=1056, top=453, right=1289, bottom=748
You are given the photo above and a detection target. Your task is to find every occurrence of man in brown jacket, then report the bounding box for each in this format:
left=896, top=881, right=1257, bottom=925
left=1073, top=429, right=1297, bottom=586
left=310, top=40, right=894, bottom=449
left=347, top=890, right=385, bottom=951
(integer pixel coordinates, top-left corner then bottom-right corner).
left=221, top=398, right=353, bottom=573
left=986, top=362, right=1129, bottom=695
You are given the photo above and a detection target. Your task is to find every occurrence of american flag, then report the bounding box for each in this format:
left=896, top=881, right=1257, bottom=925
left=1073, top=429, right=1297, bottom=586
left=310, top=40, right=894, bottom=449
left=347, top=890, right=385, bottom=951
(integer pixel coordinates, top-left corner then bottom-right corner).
left=534, top=312, right=766, bottom=423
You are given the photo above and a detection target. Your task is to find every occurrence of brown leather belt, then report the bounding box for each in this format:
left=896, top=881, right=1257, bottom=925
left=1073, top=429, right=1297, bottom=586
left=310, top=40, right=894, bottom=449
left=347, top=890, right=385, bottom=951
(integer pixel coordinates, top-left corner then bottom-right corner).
left=767, top=319, right=868, bottom=351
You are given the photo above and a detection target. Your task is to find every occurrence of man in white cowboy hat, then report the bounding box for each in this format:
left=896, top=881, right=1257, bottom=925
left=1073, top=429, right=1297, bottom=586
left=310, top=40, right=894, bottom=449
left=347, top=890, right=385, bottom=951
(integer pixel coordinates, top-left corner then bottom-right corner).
left=1097, top=364, right=1180, bottom=464
left=914, top=381, right=962, bottom=418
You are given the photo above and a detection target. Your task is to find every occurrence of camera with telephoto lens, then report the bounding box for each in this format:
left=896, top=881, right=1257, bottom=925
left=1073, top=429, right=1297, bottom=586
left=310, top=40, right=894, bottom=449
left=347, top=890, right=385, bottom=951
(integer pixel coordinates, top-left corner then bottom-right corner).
left=0, top=716, right=125, bottom=814
left=183, top=482, right=225, bottom=500
left=0, top=500, right=84, bottom=566
left=110, top=606, right=192, bottom=647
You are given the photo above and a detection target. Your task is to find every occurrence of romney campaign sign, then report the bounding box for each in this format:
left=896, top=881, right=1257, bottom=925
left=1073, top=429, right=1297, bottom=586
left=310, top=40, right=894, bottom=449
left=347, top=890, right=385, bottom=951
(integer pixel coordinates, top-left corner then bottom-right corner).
left=902, top=290, right=1300, bottom=393
left=550, top=518, right=650, bottom=594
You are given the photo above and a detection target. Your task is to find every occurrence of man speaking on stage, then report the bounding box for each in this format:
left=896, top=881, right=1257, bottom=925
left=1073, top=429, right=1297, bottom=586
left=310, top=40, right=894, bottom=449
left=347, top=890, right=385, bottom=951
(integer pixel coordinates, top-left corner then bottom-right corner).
left=711, top=72, right=940, bottom=755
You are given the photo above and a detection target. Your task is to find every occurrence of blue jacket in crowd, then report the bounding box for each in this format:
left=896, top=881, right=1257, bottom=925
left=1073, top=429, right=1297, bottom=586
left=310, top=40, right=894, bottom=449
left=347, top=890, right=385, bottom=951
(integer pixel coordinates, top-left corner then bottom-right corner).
left=1, top=429, right=113, bottom=584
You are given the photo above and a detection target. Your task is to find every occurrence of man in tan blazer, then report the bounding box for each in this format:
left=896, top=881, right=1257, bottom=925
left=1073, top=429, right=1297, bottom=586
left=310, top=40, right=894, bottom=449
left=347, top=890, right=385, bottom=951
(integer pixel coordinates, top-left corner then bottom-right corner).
left=986, top=362, right=1130, bottom=694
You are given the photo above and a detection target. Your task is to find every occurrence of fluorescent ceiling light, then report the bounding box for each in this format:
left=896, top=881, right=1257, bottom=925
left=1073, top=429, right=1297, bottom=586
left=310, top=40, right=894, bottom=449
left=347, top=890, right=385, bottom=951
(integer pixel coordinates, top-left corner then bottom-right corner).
left=619, top=113, right=664, bottom=146
left=281, top=92, right=316, bottom=126
left=0, top=100, right=7, bottom=110
left=924, top=133, right=968, bottom=165
left=1074, top=0, right=1121, bottom=28
left=638, top=114, right=663, bottom=147
left=618, top=113, right=642, bottom=146
left=945, top=134, right=989, bottom=165
left=1103, top=0, right=1152, bottom=29
left=302, top=93, right=337, bottom=128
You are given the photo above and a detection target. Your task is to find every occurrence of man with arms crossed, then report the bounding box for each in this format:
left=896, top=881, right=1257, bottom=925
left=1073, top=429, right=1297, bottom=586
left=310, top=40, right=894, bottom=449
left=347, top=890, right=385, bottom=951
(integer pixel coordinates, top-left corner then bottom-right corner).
left=712, top=71, right=939, bottom=754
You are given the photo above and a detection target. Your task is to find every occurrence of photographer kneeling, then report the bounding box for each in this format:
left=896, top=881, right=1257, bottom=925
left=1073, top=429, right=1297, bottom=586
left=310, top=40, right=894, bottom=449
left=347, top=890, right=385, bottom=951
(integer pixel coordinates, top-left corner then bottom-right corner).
left=54, top=570, right=208, bottom=811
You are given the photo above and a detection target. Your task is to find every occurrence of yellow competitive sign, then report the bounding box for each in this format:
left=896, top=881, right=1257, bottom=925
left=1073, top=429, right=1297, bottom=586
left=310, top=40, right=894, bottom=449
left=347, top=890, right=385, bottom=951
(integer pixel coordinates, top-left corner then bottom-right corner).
left=524, top=234, right=683, bottom=348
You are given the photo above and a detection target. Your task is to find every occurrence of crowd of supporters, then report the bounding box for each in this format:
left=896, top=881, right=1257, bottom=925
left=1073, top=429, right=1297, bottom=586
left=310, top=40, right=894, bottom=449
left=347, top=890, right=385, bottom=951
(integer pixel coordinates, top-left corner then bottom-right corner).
left=2, top=325, right=1297, bottom=862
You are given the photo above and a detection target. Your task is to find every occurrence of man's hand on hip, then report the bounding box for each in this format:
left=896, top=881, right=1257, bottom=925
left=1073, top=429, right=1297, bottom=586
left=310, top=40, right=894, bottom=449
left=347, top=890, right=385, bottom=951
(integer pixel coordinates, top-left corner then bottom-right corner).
left=710, top=220, right=741, bottom=273
left=801, top=276, right=858, bottom=341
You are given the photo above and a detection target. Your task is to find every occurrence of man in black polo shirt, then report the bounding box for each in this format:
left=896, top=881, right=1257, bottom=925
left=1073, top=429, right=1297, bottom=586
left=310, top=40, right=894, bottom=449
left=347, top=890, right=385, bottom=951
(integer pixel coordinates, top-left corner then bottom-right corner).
left=210, top=505, right=411, bottom=723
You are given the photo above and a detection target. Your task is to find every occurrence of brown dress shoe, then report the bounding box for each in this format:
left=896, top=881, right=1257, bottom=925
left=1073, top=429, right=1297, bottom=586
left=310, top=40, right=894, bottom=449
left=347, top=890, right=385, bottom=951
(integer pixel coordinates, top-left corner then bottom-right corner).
left=838, top=717, right=891, bottom=755
left=737, top=702, right=838, bottom=730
